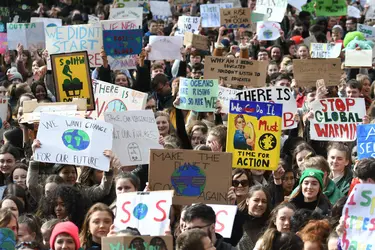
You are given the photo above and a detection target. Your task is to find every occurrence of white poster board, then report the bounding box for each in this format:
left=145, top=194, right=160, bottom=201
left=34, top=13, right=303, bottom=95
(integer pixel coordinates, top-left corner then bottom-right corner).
left=109, top=7, right=143, bottom=20
left=7, top=22, right=45, bottom=50
left=345, top=50, right=373, bottom=67
left=200, top=3, right=233, bottom=28
left=254, top=0, right=287, bottom=22
left=176, top=16, right=200, bottom=36
left=208, top=204, right=237, bottom=238
left=256, top=21, right=281, bottom=41
left=218, top=86, right=241, bottom=114
left=310, top=43, right=342, bottom=58
left=150, top=1, right=172, bottom=19
left=30, top=17, right=62, bottom=29
left=358, top=23, right=375, bottom=38
left=148, top=36, right=184, bottom=60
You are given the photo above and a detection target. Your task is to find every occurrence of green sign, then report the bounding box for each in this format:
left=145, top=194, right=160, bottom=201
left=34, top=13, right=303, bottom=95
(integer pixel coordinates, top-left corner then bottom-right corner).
left=302, top=0, right=316, bottom=13
left=315, top=0, right=347, bottom=16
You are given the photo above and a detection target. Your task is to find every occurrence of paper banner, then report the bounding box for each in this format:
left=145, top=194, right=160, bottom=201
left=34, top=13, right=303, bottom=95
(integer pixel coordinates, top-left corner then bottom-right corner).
left=183, top=32, right=209, bottom=51
left=150, top=1, right=172, bottom=19
left=103, top=29, right=143, bottom=56
left=114, top=191, right=173, bottom=235
left=220, top=8, right=251, bottom=29
left=357, top=124, right=375, bottom=159
left=310, top=43, right=342, bottom=58
left=7, top=22, right=45, bottom=50
left=226, top=100, right=282, bottom=170
left=310, top=98, right=365, bottom=141
left=315, top=0, right=347, bottom=16
left=256, top=21, right=281, bottom=41
left=200, top=3, right=233, bottom=28
left=102, top=236, right=173, bottom=250
left=88, top=15, right=100, bottom=24
left=204, top=56, right=268, bottom=87
left=149, top=149, right=232, bottom=205
left=86, top=79, right=147, bottom=120
left=35, top=113, right=113, bottom=171
left=293, top=58, right=342, bottom=87
left=253, top=0, right=287, bottom=22
left=177, top=78, right=219, bottom=112
left=236, top=87, right=297, bottom=130
left=115, top=0, right=150, bottom=13
left=208, top=204, right=237, bottom=238
left=345, top=50, right=373, bottom=68
left=287, top=0, right=307, bottom=11
left=45, top=24, right=103, bottom=67
left=109, top=7, right=143, bottom=20
left=358, top=24, right=375, bottom=38
left=104, top=110, right=162, bottom=166
left=0, top=33, right=7, bottom=54
left=30, top=17, right=62, bottom=28
left=148, top=36, right=183, bottom=60
left=50, top=51, right=95, bottom=110
left=176, top=16, right=200, bottom=36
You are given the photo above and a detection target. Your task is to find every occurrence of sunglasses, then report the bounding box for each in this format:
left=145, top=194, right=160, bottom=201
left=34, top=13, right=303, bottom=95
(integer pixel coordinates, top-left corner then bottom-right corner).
left=232, top=180, right=249, bottom=187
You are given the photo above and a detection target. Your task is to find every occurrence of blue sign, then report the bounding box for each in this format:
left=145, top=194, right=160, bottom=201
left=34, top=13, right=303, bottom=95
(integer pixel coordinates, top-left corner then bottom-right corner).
left=103, top=29, right=143, bottom=57
left=357, top=124, right=375, bottom=160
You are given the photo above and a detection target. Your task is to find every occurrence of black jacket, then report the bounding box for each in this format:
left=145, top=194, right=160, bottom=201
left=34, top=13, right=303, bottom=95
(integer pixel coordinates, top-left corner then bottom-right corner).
left=216, top=233, right=237, bottom=250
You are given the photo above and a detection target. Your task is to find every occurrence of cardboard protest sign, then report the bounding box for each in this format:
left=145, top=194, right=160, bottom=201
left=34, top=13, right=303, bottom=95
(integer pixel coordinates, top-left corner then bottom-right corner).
left=177, top=78, right=219, bottom=112
left=51, top=51, right=95, bottom=110
left=253, top=0, right=287, bottom=22
left=345, top=50, right=373, bottom=68
left=220, top=8, right=251, bottom=29
left=87, top=79, right=147, bottom=120
left=7, top=22, right=45, bottom=50
left=340, top=184, right=375, bottom=250
left=310, top=98, right=365, bottom=141
left=150, top=1, right=172, bottom=20
left=310, top=43, right=342, bottom=58
left=148, top=36, right=184, bottom=61
left=293, top=59, right=342, bottom=87
left=115, top=0, right=150, bottom=13
left=149, top=149, right=232, bottom=205
left=209, top=204, right=237, bottom=238
left=357, top=124, right=375, bottom=159
left=114, top=191, right=173, bottom=235
left=0, top=33, right=7, bottom=54
left=315, top=0, right=347, bottom=16
left=30, top=17, right=62, bottom=28
left=358, top=24, right=375, bottom=38
left=35, top=113, right=113, bottom=171
left=103, top=29, right=143, bottom=56
left=236, top=87, right=297, bottom=130
left=218, top=86, right=241, bottom=113
left=200, top=3, right=233, bottom=28
left=102, top=235, right=173, bottom=250
left=204, top=56, right=268, bottom=87
left=183, top=32, right=209, bottom=51
left=226, top=100, right=282, bottom=170
left=45, top=24, right=103, bottom=67
left=176, top=16, right=200, bottom=36
left=104, top=110, right=162, bottom=166
left=256, top=21, right=281, bottom=41
left=109, top=7, right=143, bottom=20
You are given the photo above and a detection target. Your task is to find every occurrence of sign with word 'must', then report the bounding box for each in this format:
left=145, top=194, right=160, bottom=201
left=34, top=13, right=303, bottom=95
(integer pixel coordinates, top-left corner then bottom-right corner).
left=341, top=184, right=375, bottom=250
left=356, top=124, right=375, bottom=159
left=104, top=110, right=162, bottom=166
left=7, top=22, right=45, bottom=50
left=51, top=51, right=95, bottom=110
left=177, top=78, right=219, bottom=112
left=35, top=113, right=113, bottom=171
left=114, top=191, right=173, bottom=235
left=310, top=98, right=365, bottom=141
left=226, top=100, right=282, bottom=170
left=149, top=149, right=232, bottom=205
left=204, top=56, right=268, bottom=87
left=236, top=87, right=297, bottom=130
left=103, top=29, right=143, bottom=56
left=220, top=8, right=251, bottom=28
left=102, top=236, right=173, bottom=250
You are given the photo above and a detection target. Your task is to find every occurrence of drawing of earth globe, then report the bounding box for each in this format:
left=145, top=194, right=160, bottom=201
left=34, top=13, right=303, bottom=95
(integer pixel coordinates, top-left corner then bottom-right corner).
left=105, top=99, right=127, bottom=112
left=171, top=164, right=206, bottom=196
left=263, top=30, right=273, bottom=39
left=62, top=129, right=90, bottom=151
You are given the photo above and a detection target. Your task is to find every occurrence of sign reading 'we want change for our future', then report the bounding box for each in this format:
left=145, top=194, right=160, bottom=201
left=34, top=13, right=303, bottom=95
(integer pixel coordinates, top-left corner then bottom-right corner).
left=35, top=113, right=113, bottom=171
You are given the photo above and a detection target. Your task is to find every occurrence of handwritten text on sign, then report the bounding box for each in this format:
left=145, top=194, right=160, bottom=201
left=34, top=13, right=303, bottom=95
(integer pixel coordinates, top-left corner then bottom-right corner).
left=310, top=98, right=365, bottom=141
left=218, top=86, right=241, bottom=114
left=103, top=29, right=143, bottom=56
left=35, top=113, right=113, bottom=171
left=200, top=3, right=233, bottom=28
left=254, top=0, right=287, bottom=22
left=220, top=8, right=251, bottom=29
left=357, top=124, right=375, bottom=160
left=176, top=16, right=200, bottom=36
left=7, top=22, right=45, bottom=50
left=310, top=43, right=342, bottom=58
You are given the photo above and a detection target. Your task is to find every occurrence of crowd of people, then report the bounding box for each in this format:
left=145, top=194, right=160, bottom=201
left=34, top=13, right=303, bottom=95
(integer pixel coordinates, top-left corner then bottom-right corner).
left=0, top=0, right=374, bottom=249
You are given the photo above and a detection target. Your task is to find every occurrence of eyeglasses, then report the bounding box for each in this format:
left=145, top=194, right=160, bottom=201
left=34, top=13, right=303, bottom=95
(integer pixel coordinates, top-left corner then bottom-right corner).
left=185, top=223, right=213, bottom=230
left=232, top=180, right=249, bottom=187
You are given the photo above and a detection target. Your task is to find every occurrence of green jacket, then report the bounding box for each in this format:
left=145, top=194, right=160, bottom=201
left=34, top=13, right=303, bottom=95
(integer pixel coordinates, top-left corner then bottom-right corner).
left=335, top=167, right=353, bottom=196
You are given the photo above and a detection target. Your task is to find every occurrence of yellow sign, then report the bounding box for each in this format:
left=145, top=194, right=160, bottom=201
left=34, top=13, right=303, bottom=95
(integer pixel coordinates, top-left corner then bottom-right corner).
left=51, top=51, right=95, bottom=110
left=226, top=100, right=282, bottom=170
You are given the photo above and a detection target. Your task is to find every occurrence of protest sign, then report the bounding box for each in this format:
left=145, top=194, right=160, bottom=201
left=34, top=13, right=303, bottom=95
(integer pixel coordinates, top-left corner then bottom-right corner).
left=236, top=87, right=297, bottom=130
left=253, top=0, right=287, bottom=22
left=218, top=86, right=241, bottom=113
left=35, top=113, right=113, bottom=171
left=340, top=184, right=375, bottom=250
left=200, top=3, right=233, bottom=28
left=357, top=124, right=375, bottom=159
left=150, top=1, right=172, bottom=20
left=209, top=204, right=237, bottom=238
left=219, top=0, right=241, bottom=7
left=45, top=24, right=103, bottom=67
left=310, top=43, right=342, bottom=58
left=345, top=50, right=373, bottom=68
left=0, top=97, right=7, bottom=126
left=287, top=0, right=307, bottom=10
left=358, top=24, right=375, bottom=38
left=102, top=235, right=173, bottom=250
left=293, top=59, right=342, bottom=87
left=115, top=0, right=150, bottom=13
left=176, top=16, right=200, bottom=36
left=148, top=36, right=184, bottom=61
left=114, top=191, right=173, bottom=235
left=365, top=0, right=375, bottom=20
left=88, top=15, right=99, bottom=24
left=103, top=29, right=143, bottom=56
left=149, top=149, right=232, bottom=205
left=183, top=32, right=209, bottom=51
left=87, top=79, right=147, bottom=120
left=256, top=21, right=281, bottom=41
left=104, top=110, right=162, bottom=166
left=177, top=78, right=219, bottom=112
left=226, top=100, right=282, bottom=170
left=30, top=17, right=62, bottom=28
left=0, top=33, right=7, bottom=54
left=310, top=98, right=365, bottom=141
left=204, top=56, right=268, bottom=87
left=315, top=0, right=347, bottom=16
left=348, top=5, right=361, bottom=18
left=7, top=22, right=45, bottom=50
left=220, top=8, right=251, bottom=29
left=109, top=7, right=143, bottom=20
left=107, top=55, right=138, bottom=70
left=50, top=51, right=95, bottom=110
